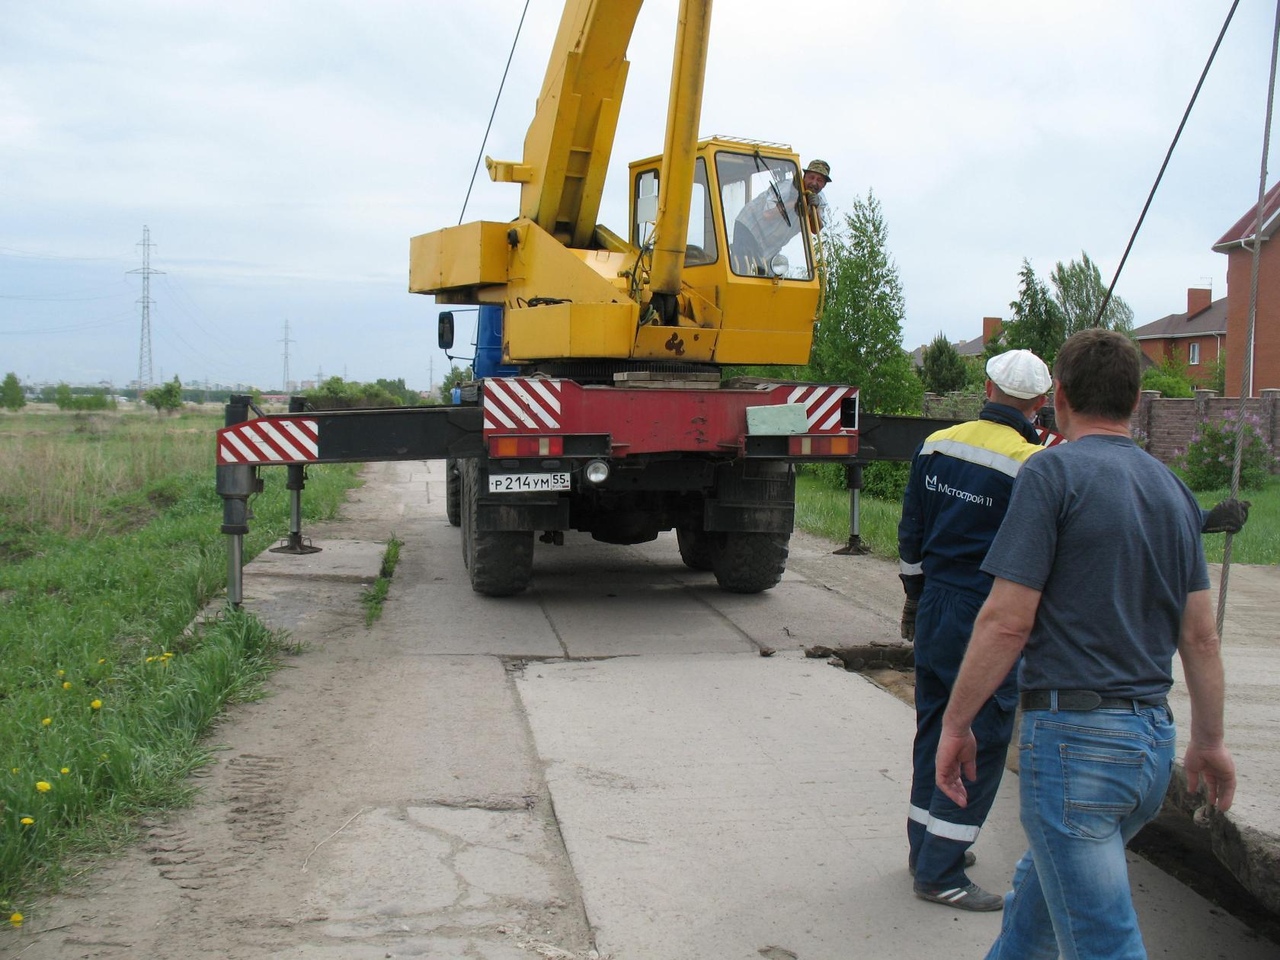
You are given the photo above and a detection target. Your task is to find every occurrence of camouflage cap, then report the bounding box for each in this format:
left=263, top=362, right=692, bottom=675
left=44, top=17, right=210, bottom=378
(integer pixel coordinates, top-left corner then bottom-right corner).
left=805, top=159, right=832, bottom=182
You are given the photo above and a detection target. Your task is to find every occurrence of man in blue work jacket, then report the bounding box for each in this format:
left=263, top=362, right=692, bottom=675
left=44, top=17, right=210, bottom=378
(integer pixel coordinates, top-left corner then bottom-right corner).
left=898, top=348, right=1053, bottom=911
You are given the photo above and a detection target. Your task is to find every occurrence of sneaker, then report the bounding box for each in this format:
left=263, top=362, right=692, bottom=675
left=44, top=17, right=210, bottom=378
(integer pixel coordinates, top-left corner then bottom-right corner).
left=914, top=881, right=1004, bottom=912
left=908, top=849, right=977, bottom=878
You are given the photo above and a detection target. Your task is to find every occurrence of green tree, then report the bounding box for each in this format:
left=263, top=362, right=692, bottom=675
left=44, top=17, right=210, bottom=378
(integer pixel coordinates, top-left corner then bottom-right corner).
left=439, top=365, right=474, bottom=404
left=54, top=382, right=73, bottom=410
left=1, top=372, right=25, bottom=412
left=962, top=355, right=988, bottom=391
left=304, top=376, right=401, bottom=410
left=997, top=259, right=1066, bottom=368
left=1050, top=251, right=1133, bottom=337
left=810, top=191, right=922, bottom=415
left=919, top=333, right=967, bottom=394
left=374, top=377, right=422, bottom=405
left=144, top=376, right=184, bottom=415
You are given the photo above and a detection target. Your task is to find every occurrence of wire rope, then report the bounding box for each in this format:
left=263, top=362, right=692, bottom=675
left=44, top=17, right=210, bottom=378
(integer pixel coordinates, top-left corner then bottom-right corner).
left=1216, top=0, right=1280, bottom=638
left=1093, top=1, right=1240, bottom=326
left=458, top=0, right=531, bottom=225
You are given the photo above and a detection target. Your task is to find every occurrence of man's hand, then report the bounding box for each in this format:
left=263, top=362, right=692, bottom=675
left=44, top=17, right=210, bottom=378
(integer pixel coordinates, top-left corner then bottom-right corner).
left=900, top=597, right=918, bottom=641
left=936, top=726, right=977, bottom=807
left=1202, top=498, right=1251, bottom=534
left=1184, top=741, right=1236, bottom=813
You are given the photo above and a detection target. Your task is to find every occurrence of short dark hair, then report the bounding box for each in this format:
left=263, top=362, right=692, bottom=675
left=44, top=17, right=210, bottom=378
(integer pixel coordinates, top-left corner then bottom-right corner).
left=1053, top=328, right=1141, bottom=421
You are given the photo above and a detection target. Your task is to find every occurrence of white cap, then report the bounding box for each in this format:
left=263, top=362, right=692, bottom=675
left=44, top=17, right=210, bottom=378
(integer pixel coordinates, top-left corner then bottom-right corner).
left=986, top=349, right=1051, bottom=400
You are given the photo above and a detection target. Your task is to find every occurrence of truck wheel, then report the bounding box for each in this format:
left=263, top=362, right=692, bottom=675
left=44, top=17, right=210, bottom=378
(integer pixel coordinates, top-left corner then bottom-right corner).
left=445, top=457, right=462, bottom=527
left=461, top=459, right=534, bottom=597
left=711, top=532, right=789, bottom=594
left=676, top=526, right=715, bottom=571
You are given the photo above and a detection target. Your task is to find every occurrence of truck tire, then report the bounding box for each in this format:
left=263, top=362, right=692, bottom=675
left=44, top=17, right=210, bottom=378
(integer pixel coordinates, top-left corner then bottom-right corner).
left=445, top=457, right=461, bottom=527
left=676, top=526, right=715, bottom=571
left=711, top=532, right=789, bottom=594
left=461, top=459, right=534, bottom=597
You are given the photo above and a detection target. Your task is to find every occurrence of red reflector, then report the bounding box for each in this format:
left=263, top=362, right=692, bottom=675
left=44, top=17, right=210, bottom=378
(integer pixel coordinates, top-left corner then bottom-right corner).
left=490, top=436, right=564, bottom=457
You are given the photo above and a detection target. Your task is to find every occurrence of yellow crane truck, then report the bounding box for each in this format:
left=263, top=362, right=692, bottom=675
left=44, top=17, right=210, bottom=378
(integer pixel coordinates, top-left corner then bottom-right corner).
left=216, top=1, right=934, bottom=601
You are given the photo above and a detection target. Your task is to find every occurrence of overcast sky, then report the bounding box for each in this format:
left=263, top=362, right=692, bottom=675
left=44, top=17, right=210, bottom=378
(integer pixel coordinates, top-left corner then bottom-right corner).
left=2, top=0, right=1277, bottom=394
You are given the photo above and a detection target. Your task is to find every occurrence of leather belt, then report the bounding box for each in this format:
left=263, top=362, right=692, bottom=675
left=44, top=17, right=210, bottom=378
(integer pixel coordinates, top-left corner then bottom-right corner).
left=1019, top=690, right=1168, bottom=712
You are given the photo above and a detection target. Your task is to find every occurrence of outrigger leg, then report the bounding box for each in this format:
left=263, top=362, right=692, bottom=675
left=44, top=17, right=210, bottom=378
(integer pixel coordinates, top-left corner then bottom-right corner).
left=270, top=397, right=321, bottom=556
left=832, top=461, right=871, bottom=556
left=218, top=395, right=262, bottom=609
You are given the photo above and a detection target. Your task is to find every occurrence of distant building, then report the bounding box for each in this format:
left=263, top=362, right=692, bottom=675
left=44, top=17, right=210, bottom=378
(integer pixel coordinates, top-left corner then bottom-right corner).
left=1212, top=180, right=1280, bottom=397
left=1131, top=287, right=1225, bottom=384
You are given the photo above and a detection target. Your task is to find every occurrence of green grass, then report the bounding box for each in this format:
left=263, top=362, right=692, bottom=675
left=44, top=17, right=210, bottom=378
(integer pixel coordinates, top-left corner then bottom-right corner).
left=795, top=473, right=1280, bottom=566
left=361, top=537, right=403, bottom=626
left=0, top=408, right=361, bottom=920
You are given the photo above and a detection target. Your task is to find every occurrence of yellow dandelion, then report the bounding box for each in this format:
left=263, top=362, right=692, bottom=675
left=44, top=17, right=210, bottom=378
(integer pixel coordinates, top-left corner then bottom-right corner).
left=98, top=753, right=109, bottom=763
left=20, top=817, right=33, bottom=826
left=9, top=912, right=22, bottom=928
left=57, top=669, right=65, bottom=677
left=145, top=656, right=155, bottom=664
left=41, top=718, right=51, bottom=727
left=90, top=699, right=103, bottom=710
left=61, top=681, right=72, bottom=690
left=35, top=781, right=51, bottom=792
left=97, top=658, right=106, bottom=664
left=60, top=767, right=70, bottom=775
left=10, top=768, right=17, bottom=775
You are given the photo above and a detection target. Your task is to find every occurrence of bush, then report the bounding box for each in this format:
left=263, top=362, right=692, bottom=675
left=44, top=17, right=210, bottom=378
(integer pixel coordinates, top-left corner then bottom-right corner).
left=1141, top=372, right=1193, bottom=399
left=1176, top=412, right=1277, bottom=491
left=803, top=460, right=910, bottom=502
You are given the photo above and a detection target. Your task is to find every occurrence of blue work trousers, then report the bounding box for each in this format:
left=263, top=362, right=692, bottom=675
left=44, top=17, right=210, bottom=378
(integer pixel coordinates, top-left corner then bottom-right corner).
left=985, top=702, right=1176, bottom=960
left=909, top=584, right=1016, bottom=889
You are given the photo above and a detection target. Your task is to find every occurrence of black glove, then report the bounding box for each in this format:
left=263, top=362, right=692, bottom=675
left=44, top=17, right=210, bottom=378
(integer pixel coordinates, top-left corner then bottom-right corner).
left=1202, top=498, right=1251, bottom=534
left=900, top=597, right=919, bottom=642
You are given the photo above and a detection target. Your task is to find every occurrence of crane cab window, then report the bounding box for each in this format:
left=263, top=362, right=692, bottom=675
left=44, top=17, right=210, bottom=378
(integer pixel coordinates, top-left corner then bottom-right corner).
left=630, top=160, right=718, bottom=266
left=716, top=153, right=814, bottom=280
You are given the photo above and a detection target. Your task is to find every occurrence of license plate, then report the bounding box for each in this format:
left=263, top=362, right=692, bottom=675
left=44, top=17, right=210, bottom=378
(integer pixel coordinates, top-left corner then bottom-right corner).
left=488, top=472, right=571, bottom=493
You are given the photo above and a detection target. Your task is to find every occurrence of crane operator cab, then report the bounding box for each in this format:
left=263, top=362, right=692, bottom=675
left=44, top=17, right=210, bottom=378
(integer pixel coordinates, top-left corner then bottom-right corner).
left=629, top=137, right=823, bottom=366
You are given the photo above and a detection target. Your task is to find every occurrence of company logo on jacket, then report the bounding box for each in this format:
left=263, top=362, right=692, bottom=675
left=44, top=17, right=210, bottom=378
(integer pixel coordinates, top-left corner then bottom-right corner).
left=925, top=474, right=994, bottom=507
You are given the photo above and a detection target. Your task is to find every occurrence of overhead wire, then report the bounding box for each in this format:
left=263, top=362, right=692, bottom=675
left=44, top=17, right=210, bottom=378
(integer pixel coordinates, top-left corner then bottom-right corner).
left=1093, top=0, right=1241, bottom=326
left=458, top=0, right=531, bottom=225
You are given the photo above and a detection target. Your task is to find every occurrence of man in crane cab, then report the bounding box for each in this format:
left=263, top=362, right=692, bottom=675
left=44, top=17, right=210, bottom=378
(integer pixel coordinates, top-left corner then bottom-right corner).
left=731, top=159, right=831, bottom=271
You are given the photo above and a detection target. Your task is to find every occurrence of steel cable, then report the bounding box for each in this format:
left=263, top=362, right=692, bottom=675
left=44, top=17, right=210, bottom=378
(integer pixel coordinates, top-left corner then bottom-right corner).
left=1094, top=1, right=1240, bottom=326
left=459, top=0, right=531, bottom=225
left=1217, top=1, right=1280, bottom=638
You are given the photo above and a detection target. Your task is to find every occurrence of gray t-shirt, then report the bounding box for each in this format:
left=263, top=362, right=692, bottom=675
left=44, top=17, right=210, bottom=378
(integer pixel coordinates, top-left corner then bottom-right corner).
left=982, top=434, right=1210, bottom=700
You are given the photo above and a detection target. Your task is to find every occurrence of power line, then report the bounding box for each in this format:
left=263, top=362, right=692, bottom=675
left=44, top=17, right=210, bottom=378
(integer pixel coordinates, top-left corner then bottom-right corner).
left=127, top=226, right=163, bottom=398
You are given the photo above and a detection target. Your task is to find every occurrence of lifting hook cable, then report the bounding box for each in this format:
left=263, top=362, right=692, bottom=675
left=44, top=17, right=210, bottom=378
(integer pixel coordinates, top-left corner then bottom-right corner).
left=1094, top=0, right=1239, bottom=327
left=1217, top=0, right=1280, bottom=639
left=459, top=0, right=531, bottom=225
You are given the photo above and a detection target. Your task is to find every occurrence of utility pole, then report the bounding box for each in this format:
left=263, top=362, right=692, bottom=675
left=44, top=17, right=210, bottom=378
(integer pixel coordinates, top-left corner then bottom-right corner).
left=128, top=226, right=163, bottom=401
left=280, top=319, right=295, bottom=393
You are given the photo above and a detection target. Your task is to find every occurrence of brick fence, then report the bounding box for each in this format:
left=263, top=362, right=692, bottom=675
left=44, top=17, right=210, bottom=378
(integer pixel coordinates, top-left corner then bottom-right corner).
left=1132, top=389, right=1280, bottom=464
left=923, top=389, right=1280, bottom=467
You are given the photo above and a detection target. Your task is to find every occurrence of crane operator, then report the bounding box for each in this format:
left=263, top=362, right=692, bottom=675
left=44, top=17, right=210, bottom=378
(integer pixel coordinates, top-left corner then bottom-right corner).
left=731, top=159, right=831, bottom=269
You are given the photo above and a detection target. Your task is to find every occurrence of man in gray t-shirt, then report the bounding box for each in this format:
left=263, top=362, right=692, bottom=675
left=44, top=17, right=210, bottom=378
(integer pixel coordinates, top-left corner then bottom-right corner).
left=934, top=329, right=1235, bottom=959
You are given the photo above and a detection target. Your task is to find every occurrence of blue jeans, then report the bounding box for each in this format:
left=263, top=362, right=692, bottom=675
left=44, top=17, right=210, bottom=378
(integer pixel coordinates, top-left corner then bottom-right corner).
left=985, top=702, right=1176, bottom=960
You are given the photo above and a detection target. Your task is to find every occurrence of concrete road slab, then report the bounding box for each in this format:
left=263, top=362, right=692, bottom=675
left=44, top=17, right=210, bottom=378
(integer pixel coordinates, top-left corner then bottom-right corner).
left=248, top=539, right=387, bottom=581
left=519, top=651, right=1278, bottom=960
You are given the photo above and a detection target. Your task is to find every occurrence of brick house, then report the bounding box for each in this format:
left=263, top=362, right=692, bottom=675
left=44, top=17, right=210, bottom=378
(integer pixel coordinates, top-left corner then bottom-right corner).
left=1131, top=287, right=1226, bottom=384
left=1211, top=180, right=1280, bottom=397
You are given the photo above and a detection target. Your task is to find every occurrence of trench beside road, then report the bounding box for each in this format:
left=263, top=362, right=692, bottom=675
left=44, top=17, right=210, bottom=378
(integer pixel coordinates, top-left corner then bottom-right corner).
left=4, top=459, right=1278, bottom=960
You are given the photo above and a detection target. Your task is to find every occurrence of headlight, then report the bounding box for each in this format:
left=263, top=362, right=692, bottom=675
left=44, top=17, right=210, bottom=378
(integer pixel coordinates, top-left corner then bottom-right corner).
left=768, top=254, right=790, bottom=277
left=584, top=459, right=610, bottom=484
